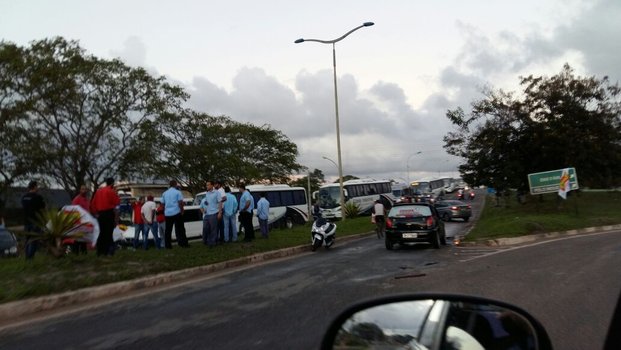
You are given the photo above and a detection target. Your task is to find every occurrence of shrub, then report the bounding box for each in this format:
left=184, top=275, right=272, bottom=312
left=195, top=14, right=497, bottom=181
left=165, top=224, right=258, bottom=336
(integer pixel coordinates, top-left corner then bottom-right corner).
left=343, top=202, right=360, bottom=218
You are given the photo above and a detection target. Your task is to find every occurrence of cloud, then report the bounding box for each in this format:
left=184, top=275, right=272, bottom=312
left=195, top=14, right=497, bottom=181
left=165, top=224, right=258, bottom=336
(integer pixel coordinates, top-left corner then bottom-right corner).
left=182, top=0, right=619, bottom=181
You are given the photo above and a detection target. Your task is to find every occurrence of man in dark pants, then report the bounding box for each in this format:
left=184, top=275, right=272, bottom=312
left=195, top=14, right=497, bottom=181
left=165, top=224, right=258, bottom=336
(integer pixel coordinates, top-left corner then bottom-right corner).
left=238, top=184, right=255, bottom=242
left=214, top=180, right=226, bottom=243
left=91, top=177, right=120, bottom=256
left=21, top=181, right=45, bottom=259
left=161, top=180, right=189, bottom=248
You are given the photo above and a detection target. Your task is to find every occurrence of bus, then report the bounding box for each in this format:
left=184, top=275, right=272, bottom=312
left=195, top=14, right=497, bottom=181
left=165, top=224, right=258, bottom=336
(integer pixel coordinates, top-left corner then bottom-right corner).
left=314, top=178, right=394, bottom=220
left=439, top=177, right=458, bottom=193
left=391, top=182, right=413, bottom=202
left=410, top=178, right=446, bottom=201
left=123, top=184, right=308, bottom=243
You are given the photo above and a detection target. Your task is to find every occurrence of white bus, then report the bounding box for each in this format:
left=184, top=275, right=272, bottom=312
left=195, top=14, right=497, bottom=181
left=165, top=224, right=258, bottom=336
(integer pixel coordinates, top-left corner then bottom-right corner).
left=123, top=184, right=308, bottom=243
left=314, top=178, right=394, bottom=220
left=410, top=178, right=446, bottom=201
left=193, top=184, right=309, bottom=232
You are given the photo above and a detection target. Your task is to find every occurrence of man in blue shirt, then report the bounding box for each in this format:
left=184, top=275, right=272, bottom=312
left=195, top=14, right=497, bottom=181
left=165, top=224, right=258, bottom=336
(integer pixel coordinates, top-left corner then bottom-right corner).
left=256, top=192, right=270, bottom=238
left=161, top=180, right=189, bottom=248
left=200, top=181, right=222, bottom=247
left=222, top=186, right=238, bottom=242
left=238, top=184, right=255, bottom=242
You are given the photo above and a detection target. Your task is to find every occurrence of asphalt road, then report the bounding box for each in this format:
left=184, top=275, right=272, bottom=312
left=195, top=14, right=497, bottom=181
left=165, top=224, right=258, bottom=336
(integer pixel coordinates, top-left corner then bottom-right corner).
left=1, top=193, right=619, bottom=350
left=3, top=231, right=620, bottom=349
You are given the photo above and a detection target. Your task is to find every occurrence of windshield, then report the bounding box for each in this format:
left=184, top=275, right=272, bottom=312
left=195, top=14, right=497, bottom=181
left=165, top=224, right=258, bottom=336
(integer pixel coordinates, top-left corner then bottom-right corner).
left=411, top=182, right=430, bottom=195
left=318, top=187, right=341, bottom=209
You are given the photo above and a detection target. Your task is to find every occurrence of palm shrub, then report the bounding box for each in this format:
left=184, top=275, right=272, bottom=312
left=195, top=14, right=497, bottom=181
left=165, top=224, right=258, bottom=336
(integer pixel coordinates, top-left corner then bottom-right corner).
left=343, top=201, right=361, bottom=218
left=24, top=209, right=88, bottom=258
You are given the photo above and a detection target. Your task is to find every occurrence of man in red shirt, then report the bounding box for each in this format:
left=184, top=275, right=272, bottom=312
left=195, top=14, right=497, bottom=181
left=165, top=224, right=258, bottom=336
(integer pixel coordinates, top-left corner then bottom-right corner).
left=131, top=197, right=145, bottom=249
left=91, top=177, right=120, bottom=256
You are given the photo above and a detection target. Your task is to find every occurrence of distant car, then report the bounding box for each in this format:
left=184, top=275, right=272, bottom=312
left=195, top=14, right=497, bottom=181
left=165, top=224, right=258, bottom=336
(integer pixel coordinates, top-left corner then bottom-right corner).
left=435, top=200, right=472, bottom=222
left=384, top=203, right=446, bottom=250
left=0, top=226, right=18, bottom=257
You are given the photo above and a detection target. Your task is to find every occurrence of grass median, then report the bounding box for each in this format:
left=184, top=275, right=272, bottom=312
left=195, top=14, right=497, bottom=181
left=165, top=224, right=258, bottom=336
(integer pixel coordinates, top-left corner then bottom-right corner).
left=466, top=190, right=621, bottom=241
left=3, top=191, right=620, bottom=304
left=0, top=216, right=375, bottom=304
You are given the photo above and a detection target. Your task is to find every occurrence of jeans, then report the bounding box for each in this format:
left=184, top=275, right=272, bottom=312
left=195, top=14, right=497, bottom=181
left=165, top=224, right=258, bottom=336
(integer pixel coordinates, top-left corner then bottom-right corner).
left=158, top=221, right=166, bottom=248
left=24, top=223, right=40, bottom=260
left=259, top=218, right=269, bottom=238
left=223, top=214, right=238, bottom=242
left=143, top=222, right=161, bottom=249
left=133, top=223, right=145, bottom=249
left=202, top=214, right=218, bottom=246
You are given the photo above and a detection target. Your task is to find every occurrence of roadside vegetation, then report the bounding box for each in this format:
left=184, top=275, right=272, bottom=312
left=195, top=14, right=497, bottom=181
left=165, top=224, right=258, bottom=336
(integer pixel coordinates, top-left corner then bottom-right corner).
left=0, top=217, right=373, bottom=304
left=466, top=190, right=621, bottom=241
left=2, top=191, right=620, bottom=303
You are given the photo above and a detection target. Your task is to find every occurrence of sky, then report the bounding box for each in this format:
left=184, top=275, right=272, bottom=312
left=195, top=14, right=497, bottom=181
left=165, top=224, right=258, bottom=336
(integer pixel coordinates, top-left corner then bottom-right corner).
left=1, top=0, right=619, bottom=184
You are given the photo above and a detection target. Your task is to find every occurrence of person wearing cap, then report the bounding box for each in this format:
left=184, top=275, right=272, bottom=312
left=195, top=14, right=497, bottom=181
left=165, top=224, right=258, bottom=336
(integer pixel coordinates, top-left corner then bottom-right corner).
left=21, top=180, right=46, bottom=259
left=141, top=195, right=160, bottom=250
left=91, top=177, right=121, bottom=256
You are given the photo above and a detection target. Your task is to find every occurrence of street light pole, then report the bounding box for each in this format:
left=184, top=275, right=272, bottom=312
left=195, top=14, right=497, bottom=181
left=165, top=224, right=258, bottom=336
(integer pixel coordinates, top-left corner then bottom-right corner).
left=322, top=156, right=338, bottom=171
left=406, top=151, right=422, bottom=185
left=295, top=22, right=374, bottom=220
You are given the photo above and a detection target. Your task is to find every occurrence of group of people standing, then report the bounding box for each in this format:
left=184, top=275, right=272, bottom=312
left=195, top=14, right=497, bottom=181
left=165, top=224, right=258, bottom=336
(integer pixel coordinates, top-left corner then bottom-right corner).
left=198, top=181, right=270, bottom=246
left=20, top=178, right=272, bottom=259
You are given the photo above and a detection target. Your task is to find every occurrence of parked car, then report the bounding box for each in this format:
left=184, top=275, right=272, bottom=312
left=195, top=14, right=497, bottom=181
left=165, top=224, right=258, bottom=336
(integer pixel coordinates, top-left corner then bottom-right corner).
left=435, top=200, right=472, bottom=222
left=384, top=203, right=446, bottom=250
left=0, top=225, right=18, bottom=257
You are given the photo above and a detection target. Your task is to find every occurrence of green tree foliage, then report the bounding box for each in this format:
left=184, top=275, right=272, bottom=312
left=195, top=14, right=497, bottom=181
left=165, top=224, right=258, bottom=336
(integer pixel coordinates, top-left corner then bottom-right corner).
left=0, top=37, right=188, bottom=197
left=337, top=175, right=359, bottom=183
left=289, top=168, right=325, bottom=195
left=132, top=111, right=303, bottom=195
left=444, top=64, right=621, bottom=190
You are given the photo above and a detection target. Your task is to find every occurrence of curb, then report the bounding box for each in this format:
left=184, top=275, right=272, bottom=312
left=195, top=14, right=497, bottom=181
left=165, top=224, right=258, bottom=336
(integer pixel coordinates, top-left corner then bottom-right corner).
left=0, top=232, right=373, bottom=323
left=465, top=224, right=621, bottom=247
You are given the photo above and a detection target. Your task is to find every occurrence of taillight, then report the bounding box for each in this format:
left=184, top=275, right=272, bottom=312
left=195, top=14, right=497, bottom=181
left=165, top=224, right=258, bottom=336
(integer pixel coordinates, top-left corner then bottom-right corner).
left=386, top=218, right=393, bottom=229
left=426, top=216, right=434, bottom=228
left=467, top=205, right=471, bottom=209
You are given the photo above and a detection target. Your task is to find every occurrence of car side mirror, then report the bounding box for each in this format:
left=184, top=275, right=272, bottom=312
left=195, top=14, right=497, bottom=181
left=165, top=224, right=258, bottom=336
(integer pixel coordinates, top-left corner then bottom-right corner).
left=321, top=294, right=552, bottom=350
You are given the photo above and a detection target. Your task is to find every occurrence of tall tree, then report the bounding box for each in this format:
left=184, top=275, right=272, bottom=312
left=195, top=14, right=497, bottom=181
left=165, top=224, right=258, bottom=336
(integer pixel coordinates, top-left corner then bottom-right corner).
left=444, top=64, right=621, bottom=190
left=1, top=38, right=187, bottom=196
left=132, top=111, right=303, bottom=195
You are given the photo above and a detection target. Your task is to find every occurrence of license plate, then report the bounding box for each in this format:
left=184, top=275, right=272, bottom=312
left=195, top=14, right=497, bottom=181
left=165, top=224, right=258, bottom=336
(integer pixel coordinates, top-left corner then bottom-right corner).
left=402, top=233, right=418, bottom=238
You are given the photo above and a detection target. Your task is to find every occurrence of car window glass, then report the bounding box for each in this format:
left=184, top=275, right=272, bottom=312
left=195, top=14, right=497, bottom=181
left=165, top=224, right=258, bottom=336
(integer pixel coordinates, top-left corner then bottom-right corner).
left=389, top=205, right=432, bottom=217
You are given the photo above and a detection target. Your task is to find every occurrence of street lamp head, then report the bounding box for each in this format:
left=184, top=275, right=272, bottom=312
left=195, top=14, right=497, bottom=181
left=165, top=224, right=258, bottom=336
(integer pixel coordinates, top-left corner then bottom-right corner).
left=294, top=38, right=305, bottom=44
left=363, top=22, right=374, bottom=27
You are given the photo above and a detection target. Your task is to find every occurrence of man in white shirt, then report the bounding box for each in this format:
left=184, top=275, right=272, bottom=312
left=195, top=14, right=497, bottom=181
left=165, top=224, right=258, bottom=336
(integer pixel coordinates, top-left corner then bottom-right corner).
left=141, top=195, right=160, bottom=250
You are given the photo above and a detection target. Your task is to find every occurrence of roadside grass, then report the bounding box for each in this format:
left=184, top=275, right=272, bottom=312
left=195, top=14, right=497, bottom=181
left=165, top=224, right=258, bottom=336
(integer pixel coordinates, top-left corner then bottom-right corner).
left=5, top=191, right=619, bottom=304
left=0, top=216, right=374, bottom=303
left=466, top=190, right=621, bottom=241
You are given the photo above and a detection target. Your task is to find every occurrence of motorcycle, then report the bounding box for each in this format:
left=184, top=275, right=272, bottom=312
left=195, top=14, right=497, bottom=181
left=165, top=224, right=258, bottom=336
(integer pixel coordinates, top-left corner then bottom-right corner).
left=311, top=217, right=336, bottom=251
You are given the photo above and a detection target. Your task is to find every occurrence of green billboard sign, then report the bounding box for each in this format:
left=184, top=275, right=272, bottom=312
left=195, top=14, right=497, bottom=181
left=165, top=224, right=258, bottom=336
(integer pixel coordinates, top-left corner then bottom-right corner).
left=527, top=168, right=579, bottom=195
